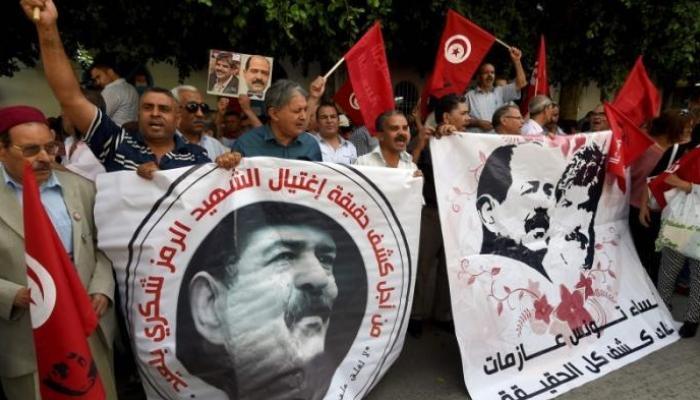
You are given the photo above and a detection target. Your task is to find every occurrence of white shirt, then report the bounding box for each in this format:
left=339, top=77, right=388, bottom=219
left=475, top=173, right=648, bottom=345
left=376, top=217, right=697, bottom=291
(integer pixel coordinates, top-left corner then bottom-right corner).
left=520, top=119, right=544, bottom=136
left=465, top=82, right=521, bottom=131
left=313, top=134, right=358, bottom=164
left=102, top=78, right=139, bottom=126
left=354, top=146, right=418, bottom=172
left=177, top=131, right=230, bottom=159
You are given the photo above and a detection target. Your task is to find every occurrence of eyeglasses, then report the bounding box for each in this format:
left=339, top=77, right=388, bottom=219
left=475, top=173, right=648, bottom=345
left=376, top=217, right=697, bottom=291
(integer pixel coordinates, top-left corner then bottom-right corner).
left=11, top=141, right=60, bottom=157
left=183, top=102, right=211, bottom=114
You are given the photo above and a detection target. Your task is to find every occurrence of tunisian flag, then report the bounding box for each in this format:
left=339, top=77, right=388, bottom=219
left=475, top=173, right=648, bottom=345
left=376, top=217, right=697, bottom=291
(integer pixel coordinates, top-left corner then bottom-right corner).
left=612, top=56, right=661, bottom=127
left=520, top=35, right=549, bottom=115
left=649, top=146, right=700, bottom=209
left=23, top=164, right=105, bottom=399
left=333, top=79, right=365, bottom=126
left=604, top=102, right=655, bottom=192
left=344, top=22, right=395, bottom=135
left=420, top=10, right=496, bottom=117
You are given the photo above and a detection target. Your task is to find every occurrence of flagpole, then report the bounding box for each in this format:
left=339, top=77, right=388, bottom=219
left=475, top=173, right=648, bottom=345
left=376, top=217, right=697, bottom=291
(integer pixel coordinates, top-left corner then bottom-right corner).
left=323, top=57, right=346, bottom=80
left=494, top=37, right=511, bottom=50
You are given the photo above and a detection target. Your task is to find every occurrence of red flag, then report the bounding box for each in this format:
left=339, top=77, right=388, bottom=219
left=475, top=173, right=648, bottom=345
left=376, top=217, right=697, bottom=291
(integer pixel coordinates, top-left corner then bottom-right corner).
left=649, top=146, right=700, bottom=209
left=520, top=35, right=549, bottom=114
left=612, top=56, right=661, bottom=127
left=419, top=10, right=496, bottom=117
left=344, top=22, right=395, bottom=135
left=604, top=102, right=656, bottom=192
left=23, top=164, right=105, bottom=399
left=429, top=10, right=495, bottom=97
left=332, top=79, right=364, bottom=126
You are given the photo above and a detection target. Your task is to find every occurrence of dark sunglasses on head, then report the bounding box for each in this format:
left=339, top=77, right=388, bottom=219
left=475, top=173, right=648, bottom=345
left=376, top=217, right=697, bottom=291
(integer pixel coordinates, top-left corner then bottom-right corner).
left=184, top=102, right=211, bottom=114
left=12, top=141, right=60, bottom=157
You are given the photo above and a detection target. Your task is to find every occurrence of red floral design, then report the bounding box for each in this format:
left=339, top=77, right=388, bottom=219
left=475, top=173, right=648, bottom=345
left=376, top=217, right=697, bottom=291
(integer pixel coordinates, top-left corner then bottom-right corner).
left=555, top=285, right=593, bottom=330
left=533, top=295, right=553, bottom=324
left=575, top=273, right=594, bottom=299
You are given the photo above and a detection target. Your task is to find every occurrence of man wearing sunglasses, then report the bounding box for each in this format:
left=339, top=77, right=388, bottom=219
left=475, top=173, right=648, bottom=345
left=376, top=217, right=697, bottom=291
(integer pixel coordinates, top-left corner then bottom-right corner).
left=22, top=0, right=241, bottom=180
left=0, top=105, right=118, bottom=399
left=171, top=85, right=229, bottom=159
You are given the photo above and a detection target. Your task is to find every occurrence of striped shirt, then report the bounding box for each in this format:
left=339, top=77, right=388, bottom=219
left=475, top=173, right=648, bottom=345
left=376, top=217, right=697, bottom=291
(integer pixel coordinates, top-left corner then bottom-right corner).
left=84, top=108, right=210, bottom=172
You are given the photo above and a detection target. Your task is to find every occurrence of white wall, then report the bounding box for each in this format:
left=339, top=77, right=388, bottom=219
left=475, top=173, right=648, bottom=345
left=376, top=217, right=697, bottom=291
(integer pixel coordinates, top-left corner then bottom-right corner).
left=0, top=61, right=603, bottom=119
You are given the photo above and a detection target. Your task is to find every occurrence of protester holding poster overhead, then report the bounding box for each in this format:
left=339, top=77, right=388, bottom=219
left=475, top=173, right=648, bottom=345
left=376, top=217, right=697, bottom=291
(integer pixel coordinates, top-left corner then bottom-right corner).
left=24, top=0, right=241, bottom=179
left=0, top=105, right=118, bottom=399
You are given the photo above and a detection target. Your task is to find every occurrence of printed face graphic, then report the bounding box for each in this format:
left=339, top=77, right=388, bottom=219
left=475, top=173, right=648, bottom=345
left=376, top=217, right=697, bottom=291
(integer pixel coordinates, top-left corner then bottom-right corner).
left=491, top=146, right=562, bottom=252
left=244, top=56, right=271, bottom=94
left=217, top=225, right=338, bottom=397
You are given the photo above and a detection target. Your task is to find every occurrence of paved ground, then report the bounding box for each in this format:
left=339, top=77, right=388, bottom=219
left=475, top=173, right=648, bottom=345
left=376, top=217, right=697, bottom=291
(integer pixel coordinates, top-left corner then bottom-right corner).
left=112, top=294, right=698, bottom=400
left=366, top=294, right=700, bottom=400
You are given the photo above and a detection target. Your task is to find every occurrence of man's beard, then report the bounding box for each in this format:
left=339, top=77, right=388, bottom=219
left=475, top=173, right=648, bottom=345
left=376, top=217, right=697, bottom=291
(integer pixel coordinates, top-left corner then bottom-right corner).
left=284, top=290, right=334, bottom=361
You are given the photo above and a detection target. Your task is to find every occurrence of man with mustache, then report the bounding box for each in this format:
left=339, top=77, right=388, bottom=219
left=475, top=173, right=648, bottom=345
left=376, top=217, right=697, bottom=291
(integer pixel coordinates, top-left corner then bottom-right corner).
left=208, top=52, right=240, bottom=96
left=476, top=142, right=565, bottom=279
left=232, top=79, right=324, bottom=161
left=0, top=105, right=118, bottom=399
left=23, top=0, right=241, bottom=180
left=354, top=110, right=419, bottom=173
left=243, top=55, right=272, bottom=99
left=464, top=47, right=527, bottom=133
left=179, top=202, right=363, bottom=399
left=171, top=85, right=229, bottom=158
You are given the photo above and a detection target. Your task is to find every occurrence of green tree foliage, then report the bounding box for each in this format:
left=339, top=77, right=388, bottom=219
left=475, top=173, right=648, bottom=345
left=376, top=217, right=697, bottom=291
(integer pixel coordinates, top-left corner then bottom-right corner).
left=1, top=0, right=699, bottom=95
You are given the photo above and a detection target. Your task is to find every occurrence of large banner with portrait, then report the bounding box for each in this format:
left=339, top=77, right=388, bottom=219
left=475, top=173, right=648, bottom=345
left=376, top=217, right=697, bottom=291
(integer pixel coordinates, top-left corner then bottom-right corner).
left=431, top=132, right=679, bottom=400
left=94, top=158, right=423, bottom=400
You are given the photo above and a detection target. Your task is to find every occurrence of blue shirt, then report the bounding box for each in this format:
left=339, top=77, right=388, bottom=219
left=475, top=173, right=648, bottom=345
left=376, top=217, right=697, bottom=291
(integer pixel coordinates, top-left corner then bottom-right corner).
left=2, top=166, right=73, bottom=255
left=84, top=108, right=211, bottom=172
left=232, top=125, right=322, bottom=161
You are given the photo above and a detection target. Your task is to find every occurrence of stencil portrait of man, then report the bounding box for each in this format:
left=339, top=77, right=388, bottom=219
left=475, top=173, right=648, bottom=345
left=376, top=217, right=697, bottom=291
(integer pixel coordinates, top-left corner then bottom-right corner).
left=476, top=142, right=566, bottom=280
left=544, top=143, right=606, bottom=271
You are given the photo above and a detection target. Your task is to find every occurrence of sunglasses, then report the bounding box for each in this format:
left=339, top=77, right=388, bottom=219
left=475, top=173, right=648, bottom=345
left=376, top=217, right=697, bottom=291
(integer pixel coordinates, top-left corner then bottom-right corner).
left=184, top=102, right=211, bottom=114
left=12, top=141, right=60, bottom=157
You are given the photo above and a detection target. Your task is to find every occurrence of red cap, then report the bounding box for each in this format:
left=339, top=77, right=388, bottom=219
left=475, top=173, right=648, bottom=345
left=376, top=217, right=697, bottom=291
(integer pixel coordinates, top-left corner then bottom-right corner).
left=0, top=105, right=47, bottom=134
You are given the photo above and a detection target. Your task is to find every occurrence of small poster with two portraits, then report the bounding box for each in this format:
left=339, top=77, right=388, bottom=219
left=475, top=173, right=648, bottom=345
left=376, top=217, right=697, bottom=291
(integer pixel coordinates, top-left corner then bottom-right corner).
left=94, top=158, right=423, bottom=399
left=207, top=49, right=274, bottom=100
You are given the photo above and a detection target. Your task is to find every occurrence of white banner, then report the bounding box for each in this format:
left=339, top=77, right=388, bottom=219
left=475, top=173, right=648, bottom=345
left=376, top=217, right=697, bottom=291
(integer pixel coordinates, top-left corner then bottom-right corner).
left=95, top=158, right=423, bottom=400
left=431, top=132, right=679, bottom=400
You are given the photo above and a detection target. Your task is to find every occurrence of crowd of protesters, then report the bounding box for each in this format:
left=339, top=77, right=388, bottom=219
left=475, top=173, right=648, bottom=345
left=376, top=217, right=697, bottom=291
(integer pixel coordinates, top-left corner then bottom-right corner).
left=1, top=0, right=699, bottom=399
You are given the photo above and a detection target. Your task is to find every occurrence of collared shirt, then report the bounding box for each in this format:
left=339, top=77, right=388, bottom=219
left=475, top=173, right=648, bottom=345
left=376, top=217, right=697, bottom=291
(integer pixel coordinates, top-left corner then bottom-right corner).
left=102, top=78, right=139, bottom=126
left=84, top=108, right=211, bottom=172
left=313, top=134, right=358, bottom=164
left=348, top=126, right=378, bottom=156
left=177, top=131, right=230, bottom=159
left=232, top=125, right=322, bottom=161
left=1, top=166, right=73, bottom=255
left=354, top=146, right=418, bottom=172
left=520, top=119, right=544, bottom=136
left=465, top=82, right=521, bottom=130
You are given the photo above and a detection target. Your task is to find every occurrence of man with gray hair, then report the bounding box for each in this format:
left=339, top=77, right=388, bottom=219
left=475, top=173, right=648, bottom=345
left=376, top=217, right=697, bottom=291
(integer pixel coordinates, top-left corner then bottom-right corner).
left=492, top=104, right=524, bottom=135
left=521, top=95, right=555, bottom=136
left=233, top=78, right=325, bottom=160
left=171, top=85, right=229, bottom=158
